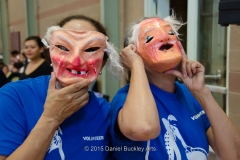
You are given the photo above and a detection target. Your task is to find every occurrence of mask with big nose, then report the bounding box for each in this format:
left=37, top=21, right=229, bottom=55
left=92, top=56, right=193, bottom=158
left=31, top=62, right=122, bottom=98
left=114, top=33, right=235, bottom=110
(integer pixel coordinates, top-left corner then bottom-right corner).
left=50, top=29, right=106, bottom=86
left=136, top=18, right=182, bottom=73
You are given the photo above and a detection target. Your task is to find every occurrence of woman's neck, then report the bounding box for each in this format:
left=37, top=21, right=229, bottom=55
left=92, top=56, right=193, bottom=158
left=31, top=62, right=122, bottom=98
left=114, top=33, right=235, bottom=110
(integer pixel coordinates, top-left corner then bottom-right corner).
left=29, top=57, right=44, bottom=64
left=146, top=68, right=176, bottom=93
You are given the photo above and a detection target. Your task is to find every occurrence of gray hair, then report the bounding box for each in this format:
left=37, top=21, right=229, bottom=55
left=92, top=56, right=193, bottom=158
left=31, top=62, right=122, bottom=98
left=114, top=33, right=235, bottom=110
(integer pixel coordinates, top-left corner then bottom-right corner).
left=124, top=13, right=186, bottom=48
left=42, top=26, right=123, bottom=78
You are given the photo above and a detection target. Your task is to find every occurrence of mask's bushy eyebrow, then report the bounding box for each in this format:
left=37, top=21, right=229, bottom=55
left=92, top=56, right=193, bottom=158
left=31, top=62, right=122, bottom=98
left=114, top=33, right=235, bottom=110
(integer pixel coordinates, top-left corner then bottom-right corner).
left=144, top=28, right=154, bottom=34
left=84, top=36, right=105, bottom=46
left=54, top=35, right=74, bottom=46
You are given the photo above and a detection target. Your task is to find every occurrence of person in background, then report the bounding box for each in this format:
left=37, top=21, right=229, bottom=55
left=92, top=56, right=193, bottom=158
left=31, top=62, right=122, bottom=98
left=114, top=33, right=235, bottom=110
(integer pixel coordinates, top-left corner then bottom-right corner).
left=1, top=57, right=24, bottom=82
left=19, top=36, right=53, bottom=80
left=7, top=62, right=23, bottom=82
left=0, top=14, right=122, bottom=160
left=109, top=15, right=240, bottom=160
left=8, top=50, right=20, bottom=72
left=0, top=62, right=9, bottom=76
left=0, top=69, right=9, bottom=88
left=10, top=50, right=20, bottom=62
left=18, top=51, right=28, bottom=74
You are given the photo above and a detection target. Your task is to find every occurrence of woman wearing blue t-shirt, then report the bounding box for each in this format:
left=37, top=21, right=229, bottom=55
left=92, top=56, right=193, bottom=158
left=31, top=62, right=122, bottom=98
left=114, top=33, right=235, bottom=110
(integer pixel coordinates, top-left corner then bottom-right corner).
left=109, top=15, right=240, bottom=160
left=0, top=15, right=123, bottom=160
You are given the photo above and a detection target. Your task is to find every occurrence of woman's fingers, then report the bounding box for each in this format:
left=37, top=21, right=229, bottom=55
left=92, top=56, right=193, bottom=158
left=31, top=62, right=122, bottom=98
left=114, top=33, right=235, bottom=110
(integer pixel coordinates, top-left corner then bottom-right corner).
left=178, top=41, right=187, bottom=78
left=70, top=85, right=89, bottom=100
left=120, top=44, right=142, bottom=70
left=129, top=44, right=137, bottom=52
left=181, top=59, right=187, bottom=78
left=191, top=61, right=198, bottom=74
left=75, top=92, right=89, bottom=108
left=185, top=60, right=192, bottom=78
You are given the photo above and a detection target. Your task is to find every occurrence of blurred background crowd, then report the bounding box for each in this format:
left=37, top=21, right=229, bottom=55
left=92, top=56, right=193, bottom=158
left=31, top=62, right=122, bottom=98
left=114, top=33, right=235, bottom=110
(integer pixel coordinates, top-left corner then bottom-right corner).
left=0, top=36, right=52, bottom=87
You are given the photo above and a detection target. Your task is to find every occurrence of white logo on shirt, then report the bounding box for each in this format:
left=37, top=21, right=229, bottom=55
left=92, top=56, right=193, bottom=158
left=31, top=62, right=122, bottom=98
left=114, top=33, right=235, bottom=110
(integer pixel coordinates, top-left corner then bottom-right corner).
left=48, top=127, right=65, bottom=160
left=162, top=115, right=208, bottom=160
left=83, top=136, right=104, bottom=141
left=191, top=110, right=205, bottom=120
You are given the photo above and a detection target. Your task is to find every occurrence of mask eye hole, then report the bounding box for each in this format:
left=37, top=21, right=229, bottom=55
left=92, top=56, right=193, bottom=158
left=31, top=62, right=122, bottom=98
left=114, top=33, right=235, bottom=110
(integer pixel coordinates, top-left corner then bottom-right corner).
left=85, top=47, right=100, bottom=52
left=146, top=36, right=154, bottom=43
left=55, top=45, right=69, bottom=52
left=169, top=30, right=175, bottom=35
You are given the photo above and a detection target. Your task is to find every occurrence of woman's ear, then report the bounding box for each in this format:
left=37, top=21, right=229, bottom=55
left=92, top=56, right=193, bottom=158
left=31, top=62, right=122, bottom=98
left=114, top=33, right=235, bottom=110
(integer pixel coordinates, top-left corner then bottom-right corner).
left=101, top=52, right=108, bottom=69
left=101, top=59, right=107, bottom=70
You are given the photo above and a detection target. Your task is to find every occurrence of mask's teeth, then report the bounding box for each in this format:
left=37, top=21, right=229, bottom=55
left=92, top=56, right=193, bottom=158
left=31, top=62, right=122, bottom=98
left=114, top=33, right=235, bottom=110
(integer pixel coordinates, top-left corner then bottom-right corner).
left=68, top=69, right=88, bottom=75
left=71, top=70, right=77, bottom=74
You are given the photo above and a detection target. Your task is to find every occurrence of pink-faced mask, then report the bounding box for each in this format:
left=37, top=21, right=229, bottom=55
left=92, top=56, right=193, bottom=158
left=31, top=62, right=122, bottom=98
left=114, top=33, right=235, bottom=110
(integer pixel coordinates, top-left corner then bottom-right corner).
left=50, top=30, right=106, bottom=86
left=137, top=18, right=182, bottom=72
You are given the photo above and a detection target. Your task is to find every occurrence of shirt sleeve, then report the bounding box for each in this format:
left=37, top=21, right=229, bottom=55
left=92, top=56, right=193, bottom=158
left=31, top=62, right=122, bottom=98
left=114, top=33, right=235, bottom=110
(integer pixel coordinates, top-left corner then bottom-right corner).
left=178, top=82, right=211, bottom=132
left=0, top=84, right=27, bottom=156
left=198, top=104, right=211, bottom=132
left=192, top=93, right=211, bottom=132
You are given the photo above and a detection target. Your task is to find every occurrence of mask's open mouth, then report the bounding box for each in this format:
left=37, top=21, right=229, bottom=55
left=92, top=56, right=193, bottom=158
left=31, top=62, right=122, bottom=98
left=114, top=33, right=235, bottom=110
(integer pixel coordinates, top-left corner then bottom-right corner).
left=159, top=44, right=173, bottom=51
left=66, top=68, right=88, bottom=75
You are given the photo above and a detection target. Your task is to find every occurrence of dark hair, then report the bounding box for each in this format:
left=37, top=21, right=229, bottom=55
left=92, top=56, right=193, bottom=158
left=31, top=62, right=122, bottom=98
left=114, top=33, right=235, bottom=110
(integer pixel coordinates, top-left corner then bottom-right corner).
left=0, top=62, right=7, bottom=70
left=42, top=48, right=51, bottom=64
left=25, top=36, right=45, bottom=58
left=57, top=15, right=108, bottom=37
left=25, top=36, right=44, bottom=48
left=11, top=50, right=20, bottom=56
left=57, top=15, right=109, bottom=61
left=13, top=62, right=24, bottom=69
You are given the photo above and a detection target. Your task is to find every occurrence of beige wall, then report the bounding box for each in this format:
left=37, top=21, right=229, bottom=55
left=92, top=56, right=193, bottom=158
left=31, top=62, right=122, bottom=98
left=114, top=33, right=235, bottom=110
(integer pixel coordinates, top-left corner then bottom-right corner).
left=7, top=0, right=100, bottom=52
left=118, top=0, right=144, bottom=86
left=119, top=0, right=144, bottom=50
left=7, top=0, right=27, bottom=52
left=5, top=0, right=144, bottom=55
left=37, top=0, right=100, bottom=38
left=228, top=25, right=240, bottom=130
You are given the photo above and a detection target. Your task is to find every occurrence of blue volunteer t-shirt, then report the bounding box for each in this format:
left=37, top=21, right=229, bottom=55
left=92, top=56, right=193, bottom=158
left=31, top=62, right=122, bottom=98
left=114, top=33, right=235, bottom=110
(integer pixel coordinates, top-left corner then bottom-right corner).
left=0, top=75, right=110, bottom=160
left=109, top=81, right=210, bottom=160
